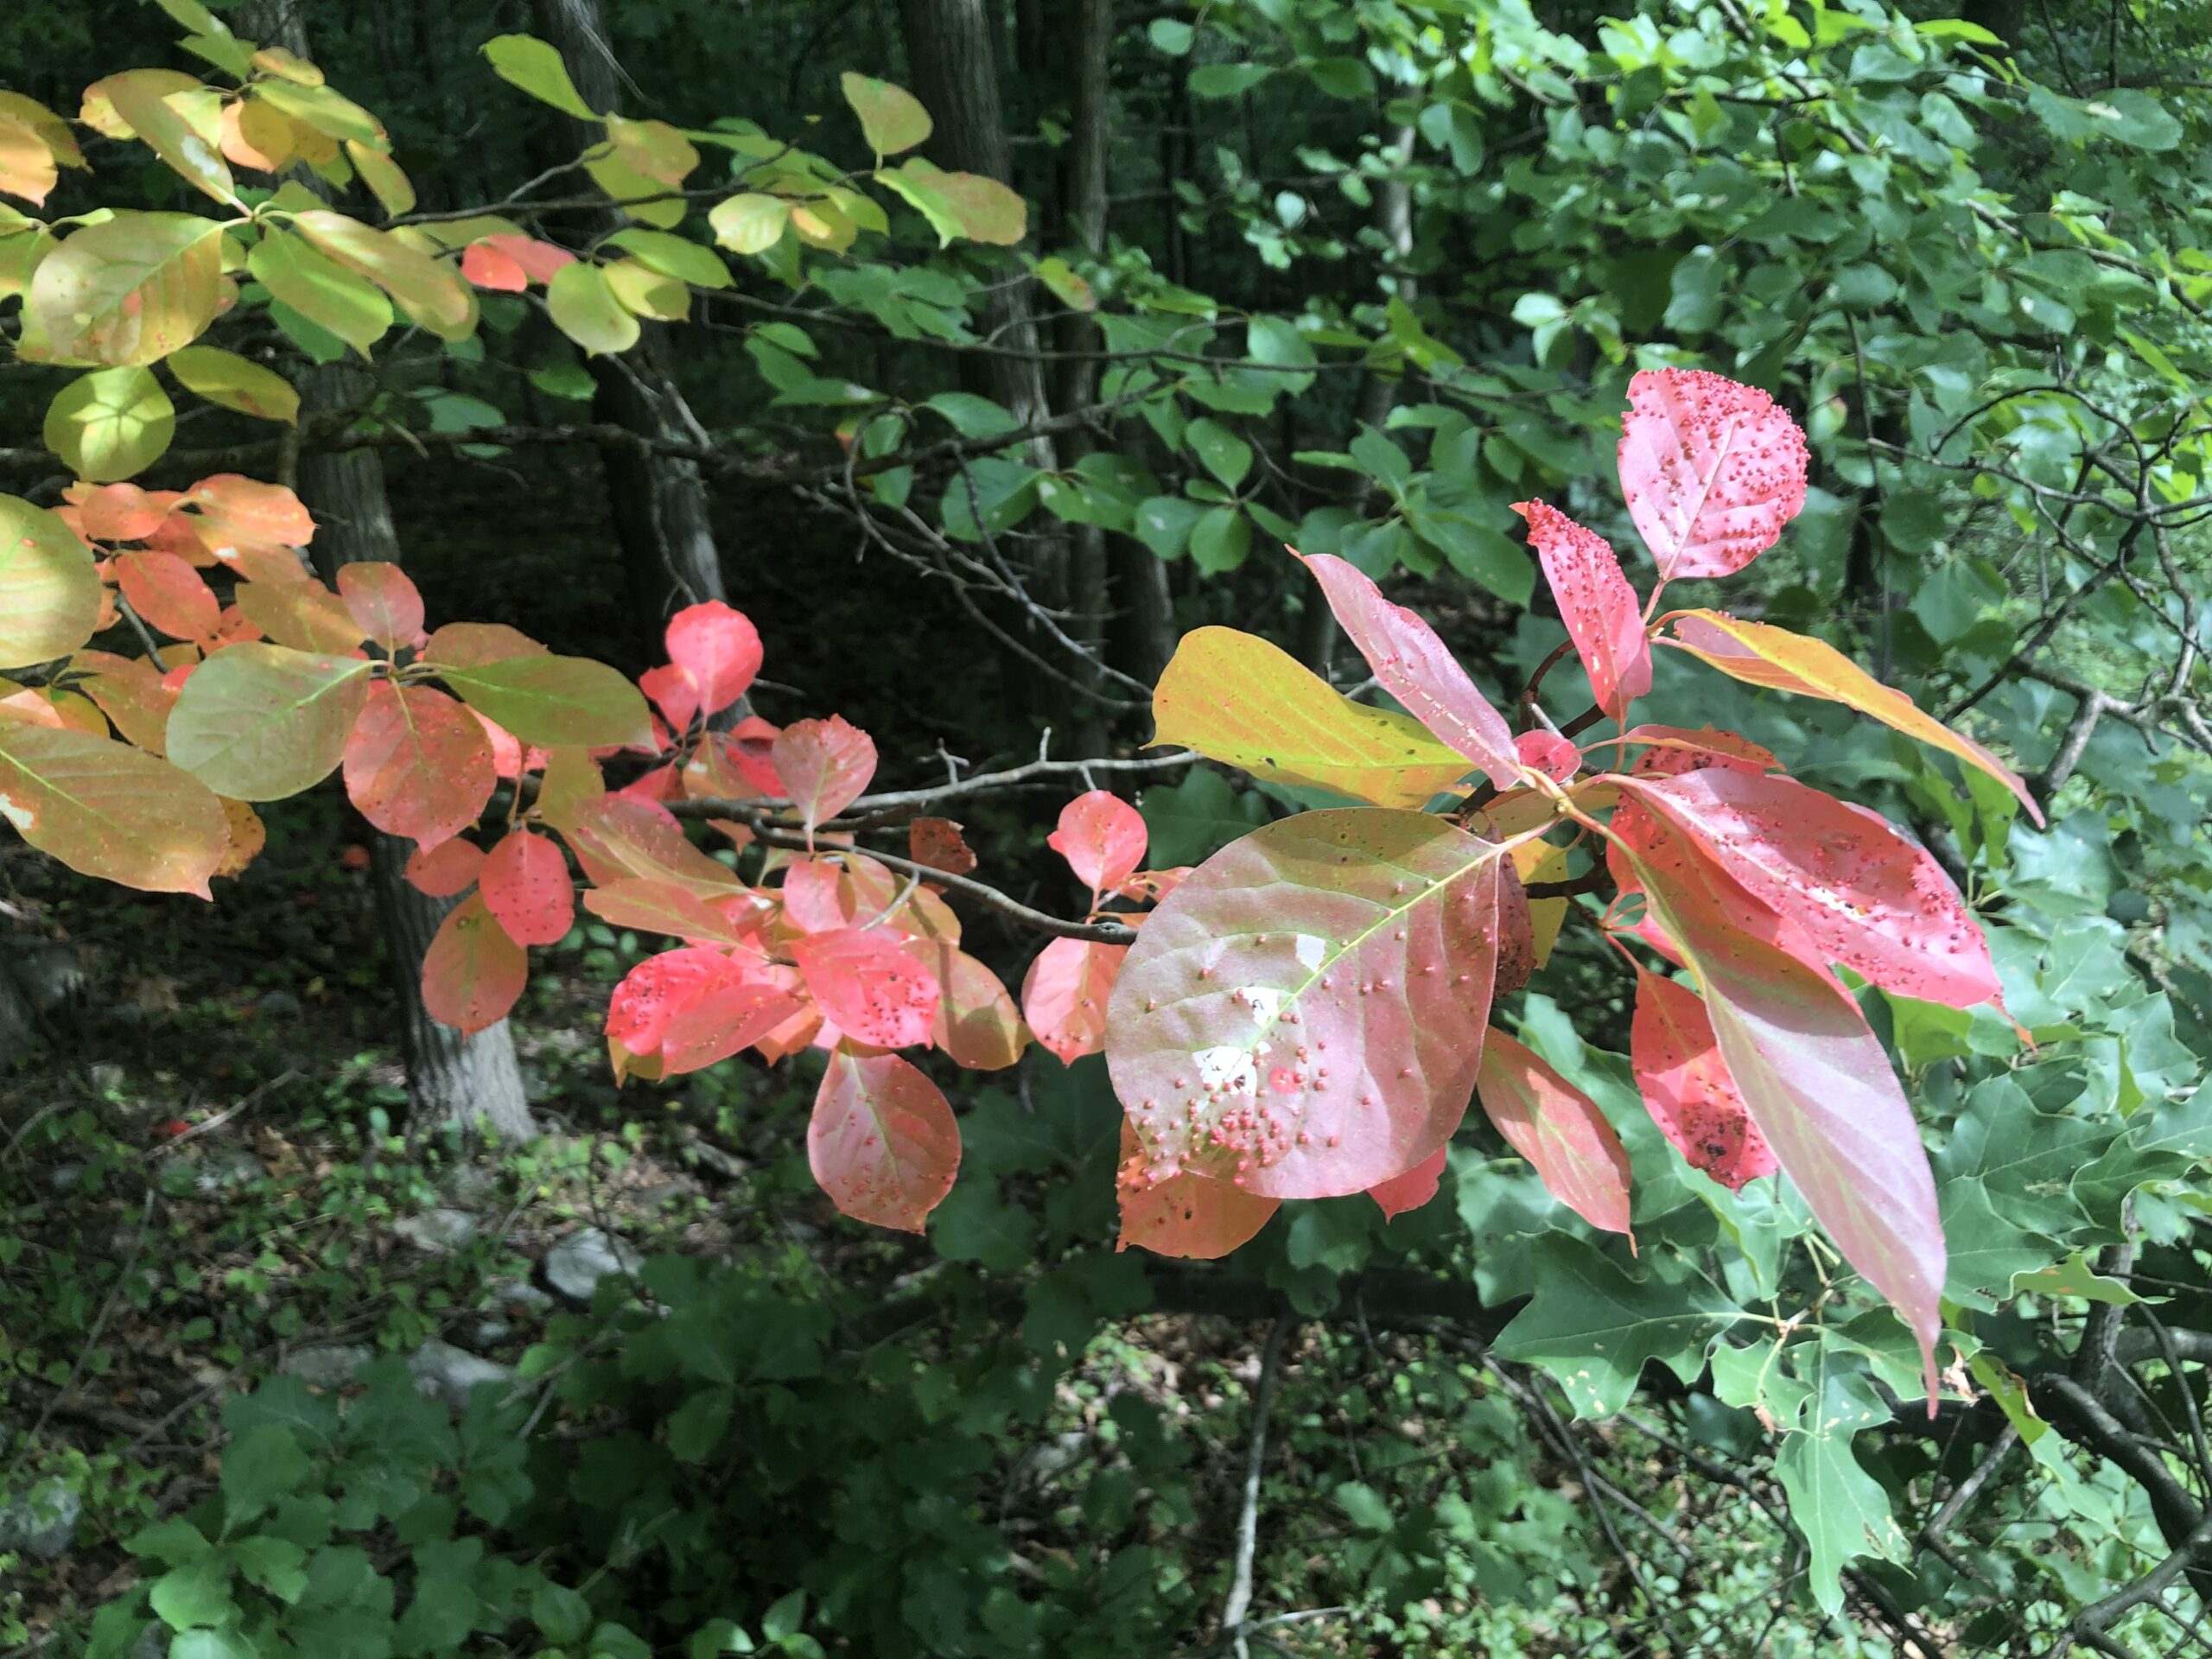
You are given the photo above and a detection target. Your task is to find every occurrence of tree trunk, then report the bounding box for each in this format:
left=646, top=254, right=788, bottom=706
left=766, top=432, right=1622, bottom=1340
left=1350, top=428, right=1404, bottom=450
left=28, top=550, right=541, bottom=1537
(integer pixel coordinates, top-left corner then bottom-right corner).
left=532, top=0, right=734, bottom=661
left=299, top=369, right=537, bottom=1142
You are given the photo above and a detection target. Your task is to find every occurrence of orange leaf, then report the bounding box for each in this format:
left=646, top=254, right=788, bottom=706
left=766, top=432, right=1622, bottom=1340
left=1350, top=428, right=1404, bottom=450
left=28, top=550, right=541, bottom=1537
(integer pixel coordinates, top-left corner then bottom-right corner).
left=1020, top=936, right=1125, bottom=1065
left=480, top=827, right=573, bottom=946
left=420, top=891, right=525, bottom=1033
left=341, top=681, right=495, bottom=849
left=807, top=1050, right=960, bottom=1233
left=1475, top=1028, right=1633, bottom=1238
left=1116, top=1122, right=1277, bottom=1258
left=404, top=836, right=485, bottom=897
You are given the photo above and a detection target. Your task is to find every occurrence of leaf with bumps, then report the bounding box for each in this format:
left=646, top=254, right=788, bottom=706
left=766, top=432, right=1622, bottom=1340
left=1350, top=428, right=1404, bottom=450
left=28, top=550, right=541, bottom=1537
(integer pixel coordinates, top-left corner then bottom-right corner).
left=1105, top=809, right=1519, bottom=1199
left=1021, top=937, right=1126, bottom=1065
left=1622, top=724, right=1778, bottom=778
left=1630, top=965, right=1777, bottom=1192
left=337, top=563, right=425, bottom=652
left=792, top=926, right=938, bottom=1049
left=480, top=828, right=573, bottom=946
left=1116, top=1122, right=1279, bottom=1256
left=1512, top=502, right=1651, bottom=725
left=809, top=1051, right=960, bottom=1233
left=1475, top=1028, right=1633, bottom=1236
left=421, top=891, right=525, bottom=1034
left=1617, top=367, right=1808, bottom=581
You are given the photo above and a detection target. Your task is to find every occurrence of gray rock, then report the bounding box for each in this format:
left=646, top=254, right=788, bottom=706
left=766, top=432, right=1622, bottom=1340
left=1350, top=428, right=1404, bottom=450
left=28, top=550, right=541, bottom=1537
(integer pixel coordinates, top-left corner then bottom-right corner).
left=408, top=1340, right=516, bottom=1412
left=86, top=1061, right=127, bottom=1097
left=0, top=1478, right=82, bottom=1560
left=486, top=1278, right=554, bottom=1315
left=280, top=1343, right=373, bottom=1389
left=544, top=1227, right=641, bottom=1304
left=472, top=1319, right=512, bottom=1345
left=393, top=1208, right=479, bottom=1252
left=48, top=1162, right=86, bottom=1194
left=128, top=1624, right=166, bottom=1659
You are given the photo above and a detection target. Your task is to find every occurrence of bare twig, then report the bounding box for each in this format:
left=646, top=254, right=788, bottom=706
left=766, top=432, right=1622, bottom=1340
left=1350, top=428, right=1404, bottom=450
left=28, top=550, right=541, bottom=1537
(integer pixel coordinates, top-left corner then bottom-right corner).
left=1221, top=1314, right=1294, bottom=1659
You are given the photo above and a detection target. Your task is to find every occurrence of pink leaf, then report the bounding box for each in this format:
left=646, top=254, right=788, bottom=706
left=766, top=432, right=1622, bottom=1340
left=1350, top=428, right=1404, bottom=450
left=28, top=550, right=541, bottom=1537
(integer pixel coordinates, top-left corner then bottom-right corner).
left=1625, top=814, right=1946, bottom=1395
left=404, top=836, right=484, bottom=897
left=1116, top=1122, right=1278, bottom=1257
left=1475, top=1028, right=1633, bottom=1237
left=336, top=563, right=427, bottom=653
left=661, top=976, right=803, bottom=1075
left=1511, top=501, right=1652, bottom=723
left=341, top=682, right=496, bottom=849
left=1630, top=965, right=1777, bottom=1192
left=772, top=715, right=876, bottom=833
left=916, top=943, right=1027, bottom=1071
left=639, top=664, right=700, bottom=732
left=461, top=240, right=528, bottom=291
left=1294, top=551, right=1519, bottom=787
left=605, top=945, right=741, bottom=1058
left=1621, top=723, right=1779, bottom=778
left=808, top=1050, right=961, bottom=1233
left=1513, top=730, right=1579, bottom=784
left=791, top=926, right=938, bottom=1048
left=1021, top=936, right=1127, bottom=1065
left=421, top=892, right=525, bottom=1034
left=1617, top=368, right=1808, bottom=581
left=1368, top=1147, right=1446, bottom=1220
left=664, top=600, right=762, bottom=716
left=1047, top=790, right=1147, bottom=898
left=480, top=828, right=574, bottom=947
left=1105, top=809, right=1516, bottom=1198
left=1622, top=770, right=2001, bottom=1009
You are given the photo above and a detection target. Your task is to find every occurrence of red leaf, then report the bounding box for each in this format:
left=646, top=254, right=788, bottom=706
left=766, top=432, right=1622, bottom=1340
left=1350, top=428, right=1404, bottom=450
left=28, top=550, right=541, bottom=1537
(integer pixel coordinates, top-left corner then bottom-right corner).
left=772, top=715, right=876, bottom=833
left=1116, top=1122, right=1278, bottom=1257
left=639, top=664, right=700, bottom=731
left=780, top=852, right=906, bottom=936
left=807, top=1050, right=960, bottom=1233
left=404, top=836, right=484, bottom=897
left=461, top=239, right=529, bottom=291
left=1047, top=790, right=1146, bottom=897
left=115, top=549, right=220, bottom=643
left=791, top=926, right=938, bottom=1048
left=1617, top=369, right=1808, bottom=582
left=1294, top=551, right=1519, bottom=787
left=1475, top=1027, right=1633, bottom=1237
left=1021, top=936, right=1126, bottom=1065
left=1630, top=964, right=1777, bottom=1192
left=1622, top=769, right=2001, bottom=1009
left=1625, top=814, right=1946, bottom=1394
left=1512, top=500, right=1652, bottom=723
left=341, top=682, right=496, bottom=849
left=1116, top=867, right=1190, bottom=905
left=661, top=976, right=803, bottom=1075
left=908, top=816, right=977, bottom=876
left=336, top=563, right=427, bottom=653
left=73, top=482, right=165, bottom=543
left=606, top=946, right=741, bottom=1058
left=1622, top=723, right=1779, bottom=778
left=918, top=944, right=1027, bottom=1071
left=476, top=232, right=573, bottom=284
left=1106, top=809, right=1516, bottom=1198
left=480, top=828, right=574, bottom=946
left=664, top=600, right=762, bottom=715
left=421, top=891, right=526, bottom=1033
left=1368, top=1146, right=1446, bottom=1220
left=1513, top=730, right=1579, bottom=784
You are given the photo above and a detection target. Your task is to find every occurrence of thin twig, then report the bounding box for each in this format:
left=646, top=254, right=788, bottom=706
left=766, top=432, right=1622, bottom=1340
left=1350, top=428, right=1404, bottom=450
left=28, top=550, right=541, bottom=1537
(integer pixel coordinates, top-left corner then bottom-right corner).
left=1221, top=1314, right=1294, bottom=1659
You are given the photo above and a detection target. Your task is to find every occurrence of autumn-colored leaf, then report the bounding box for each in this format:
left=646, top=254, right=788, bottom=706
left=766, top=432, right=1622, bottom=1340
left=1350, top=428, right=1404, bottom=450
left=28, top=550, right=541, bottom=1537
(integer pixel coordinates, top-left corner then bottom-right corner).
left=1511, top=501, right=1651, bottom=724
left=337, top=562, right=427, bottom=652
left=606, top=945, right=739, bottom=1058
left=166, top=644, right=373, bottom=801
left=1294, top=551, right=1520, bottom=786
left=809, top=1050, right=961, bottom=1233
left=1513, top=730, right=1578, bottom=783
left=1368, top=1147, right=1446, bottom=1221
left=480, top=828, right=574, bottom=946
left=232, top=578, right=365, bottom=653
left=582, top=876, right=754, bottom=946
left=420, top=891, right=526, bottom=1034
left=431, top=651, right=652, bottom=748
left=1617, top=368, right=1808, bottom=581
left=664, top=599, right=762, bottom=716
left=113, top=550, right=218, bottom=643
left=662, top=976, right=803, bottom=1075
left=640, top=664, right=699, bottom=732
left=23, top=213, right=224, bottom=368
left=1621, top=724, right=1778, bottom=779
left=1116, top=1122, right=1278, bottom=1257
left=341, top=682, right=496, bottom=849
left=773, top=715, right=876, bottom=834
left=1021, top=936, right=1127, bottom=1066
left=1048, top=791, right=1147, bottom=899
left=792, top=925, right=938, bottom=1049
left=461, top=239, right=529, bottom=291
left=839, top=72, right=932, bottom=157
left=404, top=836, right=485, bottom=897
left=1475, top=1028, right=1633, bottom=1237
left=552, top=791, right=741, bottom=897
left=1630, top=965, right=1777, bottom=1193
left=909, top=816, right=977, bottom=877
left=0, top=717, right=226, bottom=896
left=919, top=944, right=1027, bottom=1071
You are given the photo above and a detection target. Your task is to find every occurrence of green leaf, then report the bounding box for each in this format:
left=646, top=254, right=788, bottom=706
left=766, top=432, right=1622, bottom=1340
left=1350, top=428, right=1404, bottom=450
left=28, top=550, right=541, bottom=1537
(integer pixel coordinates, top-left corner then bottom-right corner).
left=1243, top=315, right=1316, bottom=393
left=167, top=1630, right=257, bottom=1659
left=923, top=391, right=1018, bottom=439
left=1187, top=505, right=1251, bottom=574
left=221, top=1423, right=312, bottom=1523
left=1133, top=495, right=1205, bottom=561
left=929, top=1179, right=1035, bottom=1271
left=604, top=228, right=729, bottom=289
left=1189, top=63, right=1272, bottom=99
left=24, top=213, right=225, bottom=368
left=249, top=228, right=393, bottom=358
left=1139, top=768, right=1268, bottom=868
left=546, top=263, right=639, bottom=357
left=2010, top=1250, right=2145, bottom=1305
left=875, top=159, right=1027, bottom=247
left=430, top=653, right=652, bottom=747
left=1774, top=1359, right=1904, bottom=1616
left=126, top=1517, right=213, bottom=1567
left=231, top=1535, right=308, bottom=1603
left=44, top=365, right=174, bottom=482
left=483, top=34, right=598, bottom=120
left=1937, top=1179, right=2056, bottom=1311
left=531, top=1583, right=593, bottom=1645
left=0, top=493, right=103, bottom=667
left=166, top=645, right=374, bottom=801
left=166, top=345, right=301, bottom=424
left=665, top=1384, right=734, bottom=1462
left=839, top=73, right=931, bottom=158
left=708, top=194, right=792, bottom=256
left=1494, top=1235, right=1748, bottom=1417
left=1147, top=18, right=1195, bottom=54
left=1184, top=417, right=1252, bottom=489
left=761, top=1592, right=806, bottom=1643
left=530, top=361, right=596, bottom=402
left=1879, top=488, right=1946, bottom=554
left=0, top=719, right=229, bottom=896
left=151, top=1559, right=237, bottom=1631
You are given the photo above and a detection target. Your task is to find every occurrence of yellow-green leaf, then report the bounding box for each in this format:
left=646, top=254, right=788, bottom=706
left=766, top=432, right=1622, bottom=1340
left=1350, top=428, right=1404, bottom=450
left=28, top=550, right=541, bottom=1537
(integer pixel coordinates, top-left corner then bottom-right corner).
left=0, top=717, right=228, bottom=897
left=839, top=73, right=932, bottom=158
left=876, top=158, right=1026, bottom=247
left=90, top=71, right=237, bottom=206
left=166, top=344, right=301, bottom=424
left=545, top=262, right=639, bottom=356
left=708, top=193, right=791, bottom=256
left=604, top=115, right=697, bottom=187
left=482, top=34, right=597, bottom=121
left=583, top=148, right=684, bottom=228
left=247, top=225, right=393, bottom=356
left=1151, top=626, right=1475, bottom=809
left=251, top=77, right=386, bottom=149
left=346, top=140, right=416, bottom=217
left=44, top=365, right=175, bottom=482
left=432, top=653, right=652, bottom=747
left=165, top=644, right=374, bottom=801
left=24, top=212, right=224, bottom=367
left=288, top=209, right=474, bottom=341
left=604, top=257, right=689, bottom=321
left=0, top=91, right=86, bottom=169
left=0, top=495, right=104, bottom=669
left=605, top=227, right=729, bottom=289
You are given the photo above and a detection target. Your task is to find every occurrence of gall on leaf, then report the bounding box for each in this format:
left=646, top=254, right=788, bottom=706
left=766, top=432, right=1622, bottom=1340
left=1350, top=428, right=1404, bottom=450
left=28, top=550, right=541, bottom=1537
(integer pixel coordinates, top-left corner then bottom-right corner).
left=1294, top=551, right=1520, bottom=788
left=1624, top=812, right=1947, bottom=1399
left=1621, top=769, right=2001, bottom=1011
left=915, top=943, right=1026, bottom=1071
left=1513, top=730, right=1579, bottom=785
left=1511, top=501, right=1652, bottom=725
left=1474, top=1027, right=1633, bottom=1239
left=1022, top=936, right=1127, bottom=1066
left=1048, top=791, right=1147, bottom=899
left=808, top=1049, right=960, bottom=1233
left=336, top=562, right=426, bottom=653
left=405, top=836, right=484, bottom=897
left=421, top=891, right=526, bottom=1034
left=664, top=600, right=762, bottom=717
left=341, top=681, right=496, bottom=850
left=1368, top=1146, right=1446, bottom=1221
left=1105, top=809, right=1519, bottom=1199
left=909, top=815, right=977, bottom=877
left=791, top=925, right=939, bottom=1049
left=1630, top=964, right=1777, bottom=1193
left=1622, top=723, right=1778, bottom=779
left=1617, top=368, right=1808, bottom=582
left=1116, top=1122, right=1278, bottom=1257
left=772, top=715, right=876, bottom=835
left=480, top=827, right=574, bottom=947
